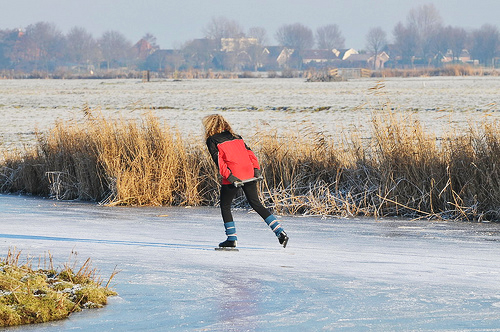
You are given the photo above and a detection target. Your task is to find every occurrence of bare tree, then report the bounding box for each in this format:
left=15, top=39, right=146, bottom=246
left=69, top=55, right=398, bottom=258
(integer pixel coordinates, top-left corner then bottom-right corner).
left=447, top=26, right=468, bottom=61
left=406, top=3, right=443, bottom=58
left=182, top=38, right=217, bottom=70
left=0, top=29, right=20, bottom=69
left=470, top=24, right=500, bottom=66
left=246, top=27, right=267, bottom=70
left=430, top=25, right=468, bottom=63
left=247, top=27, right=268, bottom=45
left=14, top=22, right=64, bottom=71
left=99, top=30, right=132, bottom=70
left=275, top=23, right=314, bottom=50
left=203, top=16, right=244, bottom=53
left=392, top=22, right=419, bottom=67
left=316, top=24, right=345, bottom=50
left=65, top=27, right=100, bottom=71
left=366, top=27, right=387, bottom=69
left=203, top=16, right=244, bottom=50
left=142, top=33, right=159, bottom=49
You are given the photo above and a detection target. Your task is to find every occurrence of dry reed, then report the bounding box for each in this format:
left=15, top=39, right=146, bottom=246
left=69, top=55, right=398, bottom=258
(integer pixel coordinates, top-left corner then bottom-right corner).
left=376, top=64, right=499, bottom=78
left=2, top=106, right=500, bottom=221
left=1, top=111, right=218, bottom=206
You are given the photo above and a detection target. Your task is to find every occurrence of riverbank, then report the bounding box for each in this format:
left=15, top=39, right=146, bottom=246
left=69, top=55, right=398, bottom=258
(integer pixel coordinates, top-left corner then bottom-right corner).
left=2, top=111, right=500, bottom=221
left=1, top=64, right=498, bottom=80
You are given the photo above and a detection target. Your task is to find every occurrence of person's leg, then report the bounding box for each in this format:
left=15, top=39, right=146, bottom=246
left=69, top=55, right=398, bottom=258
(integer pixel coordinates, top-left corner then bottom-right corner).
left=219, top=184, right=239, bottom=246
left=220, top=184, right=238, bottom=223
left=243, top=183, right=289, bottom=247
left=242, top=182, right=272, bottom=219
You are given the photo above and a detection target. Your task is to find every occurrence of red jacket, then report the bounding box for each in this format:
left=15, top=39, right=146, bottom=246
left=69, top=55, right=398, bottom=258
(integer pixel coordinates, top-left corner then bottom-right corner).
left=206, top=131, right=260, bottom=184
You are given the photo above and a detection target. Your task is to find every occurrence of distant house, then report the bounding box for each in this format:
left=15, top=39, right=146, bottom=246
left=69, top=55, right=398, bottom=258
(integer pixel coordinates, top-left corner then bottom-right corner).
left=261, top=46, right=283, bottom=69
left=133, top=39, right=158, bottom=60
left=221, top=37, right=258, bottom=52
left=260, top=47, right=390, bottom=70
left=435, top=49, right=476, bottom=65
left=344, top=53, right=371, bottom=67
left=369, top=52, right=390, bottom=69
left=440, top=50, right=453, bottom=63
left=459, top=49, right=472, bottom=63
left=332, top=48, right=358, bottom=60
left=301, top=49, right=338, bottom=66
left=260, top=46, right=298, bottom=69
left=341, top=52, right=389, bottom=69
left=218, top=38, right=262, bottom=71
left=276, top=47, right=295, bottom=67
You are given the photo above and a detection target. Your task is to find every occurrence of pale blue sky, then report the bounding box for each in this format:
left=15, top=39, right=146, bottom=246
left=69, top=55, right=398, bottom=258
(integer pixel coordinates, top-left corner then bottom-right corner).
left=1, top=0, right=498, bottom=49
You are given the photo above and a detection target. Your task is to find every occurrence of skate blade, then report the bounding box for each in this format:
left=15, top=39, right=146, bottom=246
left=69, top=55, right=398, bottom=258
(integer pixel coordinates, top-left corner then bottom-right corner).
left=215, top=247, right=239, bottom=251
left=282, top=237, right=289, bottom=248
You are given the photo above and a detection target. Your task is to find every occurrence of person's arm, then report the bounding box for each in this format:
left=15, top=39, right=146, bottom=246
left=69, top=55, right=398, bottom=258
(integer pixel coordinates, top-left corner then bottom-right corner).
left=245, top=143, right=261, bottom=176
left=206, top=137, right=219, bottom=166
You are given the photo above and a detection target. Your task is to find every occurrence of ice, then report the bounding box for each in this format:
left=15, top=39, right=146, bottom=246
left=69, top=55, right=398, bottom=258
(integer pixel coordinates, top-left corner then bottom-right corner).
left=1, top=194, right=500, bottom=331
left=1, top=77, right=500, bottom=151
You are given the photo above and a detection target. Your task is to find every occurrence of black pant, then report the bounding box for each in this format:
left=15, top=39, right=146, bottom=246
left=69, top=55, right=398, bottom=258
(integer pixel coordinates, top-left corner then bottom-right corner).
left=220, top=182, right=271, bottom=223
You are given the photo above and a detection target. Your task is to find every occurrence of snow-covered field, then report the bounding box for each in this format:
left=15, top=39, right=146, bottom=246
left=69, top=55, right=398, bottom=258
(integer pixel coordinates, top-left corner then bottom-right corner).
left=1, top=194, right=500, bottom=331
left=1, top=77, right=499, bottom=151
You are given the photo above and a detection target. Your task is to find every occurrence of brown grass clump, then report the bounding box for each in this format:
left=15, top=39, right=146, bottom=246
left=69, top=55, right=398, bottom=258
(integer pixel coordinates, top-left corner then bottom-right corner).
left=2, top=106, right=500, bottom=221
left=376, top=64, right=498, bottom=78
left=90, top=114, right=215, bottom=206
left=251, top=113, right=500, bottom=221
left=0, top=248, right=117, bottom=328
left=253, top=129, right=347, bottom=215
left=0, top=111, right=218, bottom=206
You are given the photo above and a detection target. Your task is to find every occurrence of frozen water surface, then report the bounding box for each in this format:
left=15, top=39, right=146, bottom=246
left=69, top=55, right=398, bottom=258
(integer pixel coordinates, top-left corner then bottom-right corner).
left=1, top=194, right=500, bottom=331
left=1, top=77, right=500, bottom=151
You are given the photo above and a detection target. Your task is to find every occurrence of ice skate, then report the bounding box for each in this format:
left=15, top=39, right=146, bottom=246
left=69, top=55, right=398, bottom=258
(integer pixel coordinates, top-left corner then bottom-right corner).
left=278, top=231, right=289, bottom=248
left=215, top=239, right=239, bottom=251
left=264, top=215, right=288, bottom=248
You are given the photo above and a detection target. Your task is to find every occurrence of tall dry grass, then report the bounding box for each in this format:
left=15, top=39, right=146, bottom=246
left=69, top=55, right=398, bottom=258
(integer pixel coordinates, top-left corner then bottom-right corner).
left=376, top=64, right=499, bottom=78
left=0, top=112, right=218, bottom=206
left=89, top=114, right=215, bottom=206
left=252, top=114, right=500, bottom=221
left=2, top=107, right=500, bottom=221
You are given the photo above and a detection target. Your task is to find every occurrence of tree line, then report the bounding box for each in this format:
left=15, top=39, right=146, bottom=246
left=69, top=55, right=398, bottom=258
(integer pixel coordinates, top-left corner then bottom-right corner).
left=0, top=4, right=498, bottom=77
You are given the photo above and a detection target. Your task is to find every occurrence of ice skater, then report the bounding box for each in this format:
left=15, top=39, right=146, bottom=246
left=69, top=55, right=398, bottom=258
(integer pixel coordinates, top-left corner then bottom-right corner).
left=202, top=114, right=289, bottom=249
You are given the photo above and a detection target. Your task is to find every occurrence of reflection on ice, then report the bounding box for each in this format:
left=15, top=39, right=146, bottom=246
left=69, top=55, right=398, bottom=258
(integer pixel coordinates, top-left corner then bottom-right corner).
left=2, top=194, right=500, bottom=331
